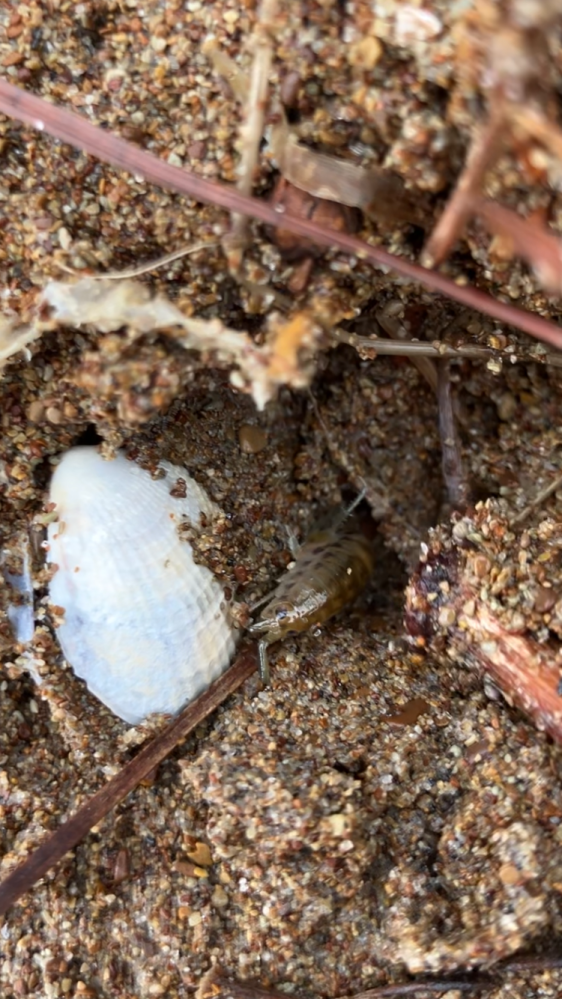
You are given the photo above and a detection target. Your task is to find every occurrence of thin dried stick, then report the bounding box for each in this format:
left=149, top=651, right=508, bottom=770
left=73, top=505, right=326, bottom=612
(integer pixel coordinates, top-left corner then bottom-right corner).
left=499, top=952, right=562, bottom=971
left=437, top=360, right=470, bottom=510
left=512, top=469, right=562, bottom=525
left=339, top=986, right=487, bottom=998
left=334, top=329, right=562, bottom=368
left=334, top=331, right=491, bottom=360
left=0, top=646, right=258, bottom=918
left=0, top=79, right=561, bottom=351
left=374, top=310, right=438, bottom=393
left=197, top=967, right=488, bottom=999
left=55, top=240, right=218, bottom=280
left=226, top=0, right=278, bottom=268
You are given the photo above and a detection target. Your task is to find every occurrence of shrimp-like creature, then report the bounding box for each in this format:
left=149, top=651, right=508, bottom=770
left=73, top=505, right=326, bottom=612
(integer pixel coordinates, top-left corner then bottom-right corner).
left=249, top=499, right=375, bottom=682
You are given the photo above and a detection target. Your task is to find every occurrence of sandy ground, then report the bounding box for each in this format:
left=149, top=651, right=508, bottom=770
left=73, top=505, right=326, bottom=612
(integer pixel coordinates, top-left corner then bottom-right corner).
left=1, top=1, right=562, bottom=997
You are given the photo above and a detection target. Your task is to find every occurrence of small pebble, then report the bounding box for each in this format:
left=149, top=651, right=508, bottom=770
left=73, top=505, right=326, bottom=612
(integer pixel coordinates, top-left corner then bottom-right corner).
left=57, top=226, right=72, bottom=251
left=349, top=36, right=383, bottom=70
left=46, top=406, right=62, bottom=424
left=27, top=400, right=44, bottom=423
left=238, top=424, right=267, bottom=454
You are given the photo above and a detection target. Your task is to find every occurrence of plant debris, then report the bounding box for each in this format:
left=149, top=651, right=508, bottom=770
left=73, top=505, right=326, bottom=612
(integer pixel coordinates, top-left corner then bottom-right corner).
left=2, top=3, right=562, bottom=999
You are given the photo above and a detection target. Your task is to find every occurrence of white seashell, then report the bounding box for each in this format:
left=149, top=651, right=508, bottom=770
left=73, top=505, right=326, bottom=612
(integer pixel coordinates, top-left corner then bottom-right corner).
left=47, top=447, right=237, bottom=724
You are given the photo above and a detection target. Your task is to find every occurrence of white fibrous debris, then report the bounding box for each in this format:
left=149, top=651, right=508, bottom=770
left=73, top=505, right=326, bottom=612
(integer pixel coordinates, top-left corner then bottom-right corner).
left=39, top=277, right=320, bottom=409
left=394, top=6, right=443, bottom=47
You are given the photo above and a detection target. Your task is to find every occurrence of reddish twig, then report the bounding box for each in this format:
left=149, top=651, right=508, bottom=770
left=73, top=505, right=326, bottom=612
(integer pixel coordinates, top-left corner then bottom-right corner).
left=405, top=505, right=562, bottom=743
left=0, top=646, right=258, bottom=918
left=498, top=952, right=562, bottom=971
left=197, top=967, right=489, bottom=999
left=407, top=584, right=562, bottom=743
left=338, top=986, right=487, bottom=998
left=0, top=79, right=561, bottom=350
left=466, top=604, right=562, bottom=740
left=422, top=110, right=508, bottom=269
left=473, top=198, right=562, bottom=295
left=422, top=7, right=562, bottom=299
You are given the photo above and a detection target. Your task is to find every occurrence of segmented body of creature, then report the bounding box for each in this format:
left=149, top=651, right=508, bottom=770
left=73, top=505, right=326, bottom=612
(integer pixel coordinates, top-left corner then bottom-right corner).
left=249, top=511, right=375, bottom=682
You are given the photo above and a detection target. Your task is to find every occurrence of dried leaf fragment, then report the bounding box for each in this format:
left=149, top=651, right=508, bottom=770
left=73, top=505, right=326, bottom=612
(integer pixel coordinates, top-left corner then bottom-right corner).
left=0, top=316, right=39, bottom=367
